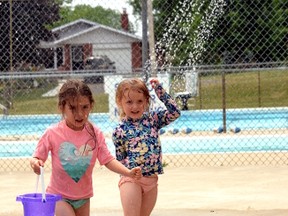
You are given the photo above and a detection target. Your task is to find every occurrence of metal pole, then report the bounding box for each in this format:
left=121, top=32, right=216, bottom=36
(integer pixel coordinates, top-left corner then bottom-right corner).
left=147, top=0, right=156, bottom=76
left=258, top=71, right=261, bottom=107
left=221, top=71, right=227, bottom=133
left=141, top=0, right=149, bottom=82
left=6, top=0, right=14, bottom=110
left=9, top=0, right=13, bottom=71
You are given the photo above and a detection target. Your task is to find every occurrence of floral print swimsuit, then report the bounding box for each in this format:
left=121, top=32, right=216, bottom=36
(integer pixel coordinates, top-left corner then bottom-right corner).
left=112, top=84, right=181, bottom=177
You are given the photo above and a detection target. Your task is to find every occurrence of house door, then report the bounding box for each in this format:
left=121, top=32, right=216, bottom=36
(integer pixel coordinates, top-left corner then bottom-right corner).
left=72, top=45, right=84, bottom=70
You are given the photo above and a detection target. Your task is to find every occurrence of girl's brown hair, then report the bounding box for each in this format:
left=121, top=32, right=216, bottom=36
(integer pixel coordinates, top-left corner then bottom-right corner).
left=115, top=78, right=150, bottom=119
left=58, top=79, right=94, bottom=116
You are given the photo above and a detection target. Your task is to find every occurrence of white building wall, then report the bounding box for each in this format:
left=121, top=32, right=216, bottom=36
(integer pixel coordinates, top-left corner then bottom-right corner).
left=92, top=45, right=132, bottom=73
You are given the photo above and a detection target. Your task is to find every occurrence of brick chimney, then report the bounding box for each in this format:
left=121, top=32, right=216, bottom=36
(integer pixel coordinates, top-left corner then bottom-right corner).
left=121, top=8, right=129, bottom=31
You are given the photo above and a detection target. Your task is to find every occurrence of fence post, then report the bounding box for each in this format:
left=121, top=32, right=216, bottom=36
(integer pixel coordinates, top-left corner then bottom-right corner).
left=141, top=0, right=149, bottom=82
left=221, top=71, right=227, bottom=133
left=258, top=71, right=261, bottom=107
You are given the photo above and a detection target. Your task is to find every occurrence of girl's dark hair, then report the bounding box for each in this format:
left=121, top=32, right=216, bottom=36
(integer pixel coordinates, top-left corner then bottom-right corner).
left=58, top=79, right=94, bottom=115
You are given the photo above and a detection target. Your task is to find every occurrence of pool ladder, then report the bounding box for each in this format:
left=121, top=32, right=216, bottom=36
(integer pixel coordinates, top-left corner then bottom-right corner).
left=0, top=103, right=8, bottom=116
left=175, top=93, right=196, bottom=110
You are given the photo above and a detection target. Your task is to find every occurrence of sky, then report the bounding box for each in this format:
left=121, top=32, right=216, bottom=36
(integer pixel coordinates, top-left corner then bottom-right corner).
left=70, top=0, right=142, bottom=36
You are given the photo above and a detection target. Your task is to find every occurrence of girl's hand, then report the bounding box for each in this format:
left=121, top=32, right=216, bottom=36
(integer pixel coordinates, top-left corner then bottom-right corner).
left=150, top=78, right=159, bottom=89
left=130, top=167, right=142, bottom=180
left=30, top=157, right=44, bottom=175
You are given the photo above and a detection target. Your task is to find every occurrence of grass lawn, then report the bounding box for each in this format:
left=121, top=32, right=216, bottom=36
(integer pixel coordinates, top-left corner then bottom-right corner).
left=1, top=69, right=287, bottom=115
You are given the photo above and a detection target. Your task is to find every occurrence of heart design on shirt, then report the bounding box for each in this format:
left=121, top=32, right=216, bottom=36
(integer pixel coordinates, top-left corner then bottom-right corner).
left=59, top=142, right=92, bottom=183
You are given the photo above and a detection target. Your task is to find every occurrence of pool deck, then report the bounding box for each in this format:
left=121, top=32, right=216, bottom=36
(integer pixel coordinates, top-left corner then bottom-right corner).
left=1, top=164, right=288, bottom=216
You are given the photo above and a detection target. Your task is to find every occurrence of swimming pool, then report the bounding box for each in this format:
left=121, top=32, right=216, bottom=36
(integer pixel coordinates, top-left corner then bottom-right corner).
left=1, top=107, right=287, bottom=135
left=167, top=107, right=288, bottom=131
left=0, top=108, right=287, bottom=157
left=0, top=134, right=287, bottom=157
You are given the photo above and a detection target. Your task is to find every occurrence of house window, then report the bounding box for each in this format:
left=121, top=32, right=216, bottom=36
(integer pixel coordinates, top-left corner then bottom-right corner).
left=57, top=47, right=63, bottom=67
left=72, top=46, right=83, bottom=62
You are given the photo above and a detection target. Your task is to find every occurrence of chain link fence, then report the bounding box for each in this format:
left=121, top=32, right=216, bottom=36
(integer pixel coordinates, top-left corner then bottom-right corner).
left=0, top=0, right=287, bottom=171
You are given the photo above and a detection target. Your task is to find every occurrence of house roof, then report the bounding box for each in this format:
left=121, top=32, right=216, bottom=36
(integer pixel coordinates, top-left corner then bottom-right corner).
left=52, top=19, right=99, bottom=39
left=40, top=18, right=141, bottom=48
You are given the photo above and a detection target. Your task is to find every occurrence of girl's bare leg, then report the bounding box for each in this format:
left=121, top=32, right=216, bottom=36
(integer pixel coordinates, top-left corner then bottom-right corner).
left=55, top=199, right=90, bottom=216
left=140, top=186, right=158, bottom=216
left=75, top=199, right=90, bottom=216
left=120, top=182, right=142, bottom=216
left=55, top=200, right=76, bottom=216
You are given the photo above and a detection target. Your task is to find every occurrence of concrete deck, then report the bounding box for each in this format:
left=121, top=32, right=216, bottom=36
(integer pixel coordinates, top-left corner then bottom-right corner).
left=1, top=165, right=288, bottom=216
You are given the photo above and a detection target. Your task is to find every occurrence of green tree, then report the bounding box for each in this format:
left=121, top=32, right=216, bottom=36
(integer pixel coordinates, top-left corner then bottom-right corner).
left=129, top=0, right=288, bottom=66
left=205, top=0, right=288, bottom=64
left=0, top=0, right=61, bottom=72
left=51, top=4, right=136, bottom=33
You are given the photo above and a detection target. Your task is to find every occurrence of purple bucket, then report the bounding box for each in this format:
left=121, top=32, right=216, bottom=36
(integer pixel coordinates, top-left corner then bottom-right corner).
left=16, top=193, right=62, bottom=216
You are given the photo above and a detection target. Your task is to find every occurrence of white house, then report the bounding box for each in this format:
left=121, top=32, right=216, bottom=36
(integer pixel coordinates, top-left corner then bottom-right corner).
left=40, top=9, right=142, bottom=74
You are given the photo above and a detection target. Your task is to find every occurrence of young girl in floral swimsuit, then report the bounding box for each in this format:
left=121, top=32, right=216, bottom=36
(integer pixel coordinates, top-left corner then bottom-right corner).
left=112, top=78, right=181, bottom=216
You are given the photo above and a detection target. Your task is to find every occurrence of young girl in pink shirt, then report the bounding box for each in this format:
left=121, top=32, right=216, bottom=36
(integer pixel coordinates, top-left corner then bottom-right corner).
left=30, top=79, right=142, bottom=216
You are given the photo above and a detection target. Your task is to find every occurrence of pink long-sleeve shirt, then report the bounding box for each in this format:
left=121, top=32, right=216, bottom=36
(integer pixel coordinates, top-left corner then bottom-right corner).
left=33, top=120, right=114, bottom=200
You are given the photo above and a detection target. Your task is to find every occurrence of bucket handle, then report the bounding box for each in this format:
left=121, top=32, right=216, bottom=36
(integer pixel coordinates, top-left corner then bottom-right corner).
left=35, top=166, right=46, bottom=202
